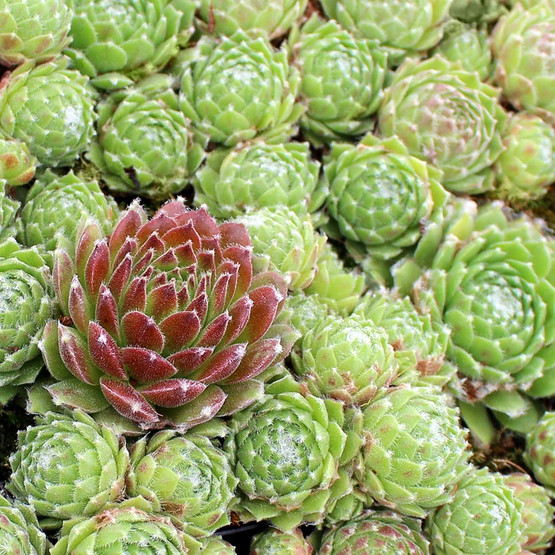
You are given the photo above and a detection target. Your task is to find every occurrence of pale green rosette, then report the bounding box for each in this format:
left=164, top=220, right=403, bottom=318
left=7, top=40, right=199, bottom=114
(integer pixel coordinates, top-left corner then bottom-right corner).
left=180, top=32, right=304, bottom=147
left=290, top=16, right=387, bottom=144
left=250, top=527, right=312, bottom=554
left=0, top=57, right=96, bottom=167
left=19, top=170, right=119, bottom=253
left=426, top=467, right=523, bottom=555
left=198, top=0, right=307, bottom=39
left=319, top=0, right=453, bottom=64
left=225, top=375, right=361, bottom=530
left=193, top=142, right=323, bottom=218
left=127, top=431, right=237, bottom=537
left=0, top=135, right=36, bottom=186
left=449, top=0, right=507, bottom=23
left=493, top=112, right=555, bottom=202
left=378, top=55, right=507, bottom=194
left=357, top=385, right=471, bottom=517
left=0, top=494, right=48, bottom=554
left=8, top=410, right=129, bottom=529
left=88, top=74, right=203, bottom=199
left=0, top=0, right=71, bottom=66
left=525, top=411, right=555, bottom=490
left=0, top=238, right=54, bottom=405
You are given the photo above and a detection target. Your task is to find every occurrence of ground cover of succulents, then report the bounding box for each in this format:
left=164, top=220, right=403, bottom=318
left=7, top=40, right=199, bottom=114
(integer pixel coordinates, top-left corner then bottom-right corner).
left=0, top=0, right=555, bottom=553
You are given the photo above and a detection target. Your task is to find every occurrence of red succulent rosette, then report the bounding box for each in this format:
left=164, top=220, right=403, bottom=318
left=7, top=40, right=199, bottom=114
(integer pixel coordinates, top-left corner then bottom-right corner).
left=40, top=200, right=294, bottom=430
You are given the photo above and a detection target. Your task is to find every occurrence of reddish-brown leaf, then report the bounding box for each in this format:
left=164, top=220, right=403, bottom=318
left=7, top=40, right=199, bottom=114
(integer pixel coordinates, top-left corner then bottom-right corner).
left=168, top=347, right=214, bottom=374
left=196, top=312, right=230, bottom=348
left=140, top=378, right=206, bottom=408
left=53, top=250, right=75, bottom=311
left=221, top=296, right=252, bottom=345
left=162, top=223, right=201, bottom=250
left=135, top=214, right=174, bottom=246
left=108, top=254, right=132, bottom=302
left=109, top=208, right=143, bottom=258
left=68, top=276, right=92, bottom=335
left=121, top=347, right=178, bottom=382
left=147, top=282, right=178, bottom=321
left=96, top=284, right=120, bottom=339
left=122, top=276, right=147, bottom=313
left=58, top=324, right=100, bottom=385
left=88, top=322, right=126, bottom=380
left=219, top=222, right=251, bottom=249
left=85, top=240, right=110, bottom=300
left=239, top=285, right=281, bottom=344
left=100, top=377, right=160, bottom=424
left=194, top=343, right=247, bottom=384
left=159, top=311, right=201, bottom=352
left=223, top=337, right=282, bottom=383
left=122, top=311, right=165, bottom=353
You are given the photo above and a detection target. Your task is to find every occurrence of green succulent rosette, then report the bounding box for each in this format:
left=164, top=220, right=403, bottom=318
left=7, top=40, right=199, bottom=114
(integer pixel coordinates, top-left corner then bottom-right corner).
left=357, top=385, right=470, bottom=517
left=493, top=112, right=555, bottom=202
left=285, top=291, right=330, bottom=347
left=319, top=510, right=430, bottom=555
left=304, top=243, right=366, bottom=317
left=179, top=32, right=304, bottom=147
left=50, top=503, right=200, bottom=555
left=127, top=430, right=237, bottom=537
left=492, top=2, right=555, bottom=121
left=449, top=0, right=507, bottom=23
left=236, top=206, right=326, bottom=291
left=0, top=181, right=19, bottom=241
left=224, top=375, right=361, bottom=530
left=426, top=467, right=523, bottom=555
left=193, top=142, right=323, bottom=219
left=354, top=291, right=454, bottom=387
left=323, top=134, right=448, bottom=268
left=0, top=135, right=36, bottom=186
left=525, top=411, right=555, bottom=490
left=503, top=472, right=555, bottom=552
left=0, top=238, right=54, bottom=405
left=250, top=527, right=312, bottom=554
left=289, top=16, right=386, bottom=144
left=202, top=536, right=236, bottom=554
left=0, top=0, right=72, bottom=66
left=432, top=22, right=492, bottom=80
left=0, top=57, right=96, bottom=167
left=65, top=0, right=196, bottom=90
left=319, top=0, right=452, bottom=64
left=292, top=314, right=398, bottom=406
left=88, top=74, right=202, bottom=200
left=378, top=55, right=507, bottom=194
left=18, top=170, right=119, bottom=254
left=0, top=494, right=48, bottom=554
left=8, top=410, right=129, bottom=528
left=198, top=0, right=307, bottom=39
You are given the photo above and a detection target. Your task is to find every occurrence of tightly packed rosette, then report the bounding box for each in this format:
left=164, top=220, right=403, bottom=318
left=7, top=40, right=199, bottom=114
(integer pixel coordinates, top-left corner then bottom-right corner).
left=179, top=31, right=304, bottom=147
left=0, top=494, right=48, bottom=555
left=378, top=55, right=507, bottom=194
left=127, top=430, right=237, bottom=536
left=250, top=527, right=312, bottom=554
left=319, top=510, right=430, bottom=555
left=0, top=135, right=36, bottom=186
left=40, top=200, right=295, bottom=430
left=0, top=0, right=72, bottom=66
left=0, top=57, right=97, bottom=167
left=492, top=2, right=555, bottom=121
left=65, top=0, right=197, bottom=90
left=319, top=0, right=453, bottom=64
left=88, top=74, right=203, bottom=200
left=198, top=0, right=308, bottom=39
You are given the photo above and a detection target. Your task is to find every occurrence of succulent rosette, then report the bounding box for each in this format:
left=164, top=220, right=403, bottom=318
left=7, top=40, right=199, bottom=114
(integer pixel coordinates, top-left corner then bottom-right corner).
left=224, top=375, right=360, bottom=530
left=193, top=142, right=323, bottom=219
left=250, top=527, right=313, bottom=554
left=0, top=0, right=72, bottom=66
left=290, top=16, right=387, bottom=144
left=378, top=56, right=507, bottom=194
left=285, top=291, right=330, bottom=345
left=8, top=410, right=129, bottom=527
left=304, top=243, right=366, bottom=317
left=0, top=494, right=48, bottom=555
left=65, top=0, right=196, bottom=90
left=88, top=74, right=203, bottom=200
left=493, top=112, right=555, bottom=202
left=525, top=411, right=555, bottom=490
left=357, top=385, right=470, bottom=517
left=449, top=0, right=507, bottom=23
left=0, top=238, right=54, bottom=405
left=502, top=472, right=555, bottom=552
left=319, top=0, right=452, bottom=64
left=292, top=313, right=398, bottom=405
left=492, top=2, right=555, bottom=121
left=323, top=134, right=448, bottom=266
left=19, top=170, right=119, bottom=253
left=40, top=200, right=294, bottom=430
left=319, top=510, right=430, bottom=555
left=432, top=22, right=492, bottom=80
left=179, top=32, right=304, bottom=147
left=354, top=291, right=454, bottom=387
left=0, top=135, right=36, bottom=186
left=0, top=57, right=96, bottom=167
left=426, top=467, right=523, bottom=555
left=127, top=430, right=237, bottom=536
left=198, top=0, right=308, bottom=39
left=236, top=206, right=326, bottom=291
left=0, top=181, right=19, bottom=241
left=50, top=504, right=199, bottom=555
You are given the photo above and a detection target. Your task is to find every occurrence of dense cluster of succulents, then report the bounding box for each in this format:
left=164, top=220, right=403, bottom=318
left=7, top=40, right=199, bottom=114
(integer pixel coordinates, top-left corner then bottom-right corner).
left=0, top=1, right=554, bottom=553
